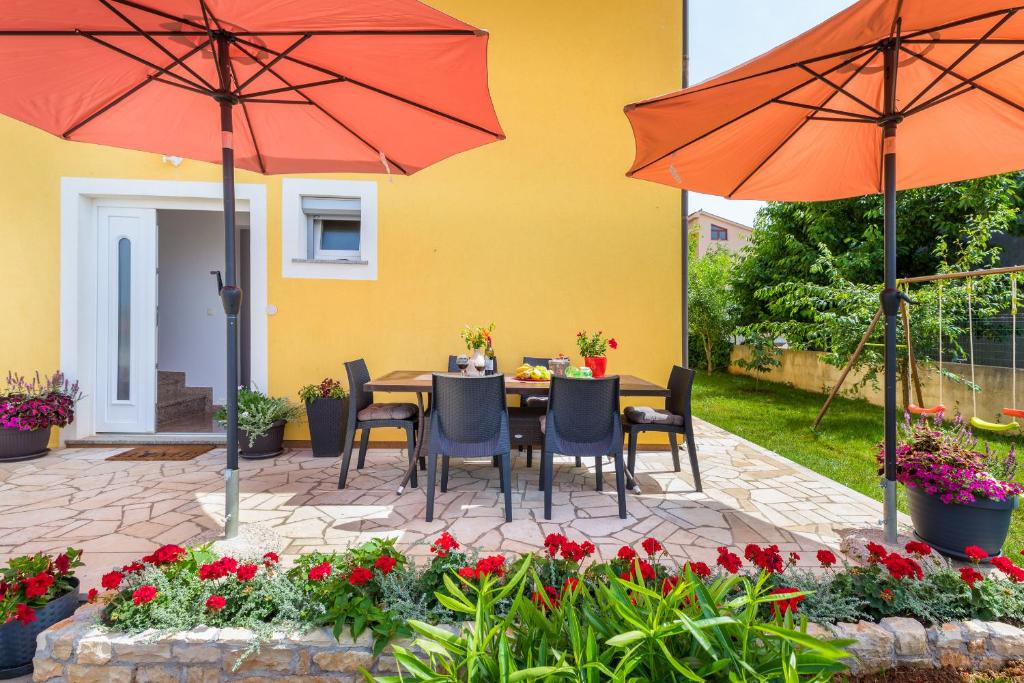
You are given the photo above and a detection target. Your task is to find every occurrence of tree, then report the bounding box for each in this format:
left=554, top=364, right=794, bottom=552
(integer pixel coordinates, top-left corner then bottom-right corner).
left=689, top=249, right=737, bottom=375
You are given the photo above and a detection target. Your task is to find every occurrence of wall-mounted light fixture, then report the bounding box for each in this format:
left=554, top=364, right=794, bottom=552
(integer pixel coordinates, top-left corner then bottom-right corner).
left=161, top=155, right=184, bottom=167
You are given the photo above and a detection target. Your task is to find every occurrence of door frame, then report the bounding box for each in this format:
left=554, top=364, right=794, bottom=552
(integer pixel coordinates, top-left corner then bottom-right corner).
left=60, top=178, right=268, bottom=440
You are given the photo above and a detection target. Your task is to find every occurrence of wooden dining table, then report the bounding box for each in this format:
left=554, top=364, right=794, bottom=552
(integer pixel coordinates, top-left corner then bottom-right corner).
left=366, top=370, right=670, bottom=492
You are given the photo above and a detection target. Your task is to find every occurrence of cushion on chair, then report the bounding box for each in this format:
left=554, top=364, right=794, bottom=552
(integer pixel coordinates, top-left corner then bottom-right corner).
left=624, top=406, right=684, bottom=426
left=539, top=415, right=546, bottom=434
left=357, top=403, right=417, bottom=421
left=524, top=396, right=548, bottom=408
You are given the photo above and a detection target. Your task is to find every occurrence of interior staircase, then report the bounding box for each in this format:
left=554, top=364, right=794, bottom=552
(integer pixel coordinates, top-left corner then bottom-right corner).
left=157, top=371, right=215, bottom=431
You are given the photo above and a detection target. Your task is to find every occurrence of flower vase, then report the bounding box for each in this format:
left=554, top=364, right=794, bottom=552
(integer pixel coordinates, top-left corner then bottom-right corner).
left=584, top=356, right=607, bottom=378
left=468, top=348, right=486, bottom=376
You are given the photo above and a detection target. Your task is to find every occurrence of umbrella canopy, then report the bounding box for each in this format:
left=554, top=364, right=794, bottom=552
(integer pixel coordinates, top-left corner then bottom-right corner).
left=624, top=0, right=1024, bottom=547
left=0, top=0, right=503, bottom=539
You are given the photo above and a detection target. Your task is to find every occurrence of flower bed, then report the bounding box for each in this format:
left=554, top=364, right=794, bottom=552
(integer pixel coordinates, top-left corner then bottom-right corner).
left=30, top=534, right=1024, bottom=680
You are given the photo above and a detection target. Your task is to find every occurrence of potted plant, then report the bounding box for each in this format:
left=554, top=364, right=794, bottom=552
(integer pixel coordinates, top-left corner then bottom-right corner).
left=460, top=323, right=495, bottom=376
left=0, top=548, right=82, bottom=678
left=215, top=387, right=302, bottom=459
left=881, top=413, right=1023, bottom=560
left=0, top=372, right=82, bottom=462
left=299, top=378, right=348, bottom=458
left=575, top=330, right=618, bottom=378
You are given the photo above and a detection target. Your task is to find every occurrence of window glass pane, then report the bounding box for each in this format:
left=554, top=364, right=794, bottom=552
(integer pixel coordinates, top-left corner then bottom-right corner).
left=116, top=238, right=131, bottom=401
left=320, top=219, right=361, bottom=252
left=711, top=225, right=728, bottom=240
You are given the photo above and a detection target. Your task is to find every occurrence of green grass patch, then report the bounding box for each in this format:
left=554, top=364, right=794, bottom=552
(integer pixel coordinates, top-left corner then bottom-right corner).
left=691, top=371, right=1023, bottom=557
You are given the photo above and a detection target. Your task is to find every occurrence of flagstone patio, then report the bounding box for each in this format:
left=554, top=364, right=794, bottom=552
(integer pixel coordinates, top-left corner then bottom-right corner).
left=0, top=418, right=903, bottom=589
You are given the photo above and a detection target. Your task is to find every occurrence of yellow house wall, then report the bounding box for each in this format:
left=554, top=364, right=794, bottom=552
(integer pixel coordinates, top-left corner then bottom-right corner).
left=0, top=1, right=683, bottom=444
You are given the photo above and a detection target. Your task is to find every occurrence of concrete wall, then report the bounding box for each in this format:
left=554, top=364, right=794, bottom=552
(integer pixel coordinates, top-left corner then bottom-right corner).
left=731, top=345, right=1024, bottom=425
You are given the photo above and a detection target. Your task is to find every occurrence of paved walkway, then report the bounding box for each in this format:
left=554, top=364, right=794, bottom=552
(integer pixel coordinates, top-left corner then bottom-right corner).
left=0, top=419, right=899, bottom=590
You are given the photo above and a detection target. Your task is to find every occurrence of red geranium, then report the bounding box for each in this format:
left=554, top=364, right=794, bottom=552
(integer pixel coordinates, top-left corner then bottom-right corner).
left=87, top=588, right=98, bottom=603
left=816, top=549, right=837, bottom=568
left=562, top=577, right=580, bottom=594
left=641, top=538, right=663, bottom=556
left=865, top=542, right=889, bottom=562
left=457, top=566, right=477, bottom=580
left=608, top=338, right=618, bottom=350
left=881, top=553, right=923, bottom=581
left=263, top=552, right=280, bottom=566
left=205, top=595, right=226, bottom=611
left=992, top=556, right=1024, bottom=582
left=880, top=588, right=894, bottom=603
left=199, top=557, right=239, bottom=581
left=235, top=564, right=258, bottom=582
left=621, top=559, right=656, bottom=583
left=348, top=567, right=373, bottom=587
left=101, top=571, right=124, bottom=590
left=769, top=587, right=805, bottom=616
left=543, top=534, right=567, bottom=556
left=132, top=585, right=157, bottom=605
left=374, top=555, right=397, bottom=575
left=617, top=546, right=637, bottom=561
left=431, top=532, right=460, bottom=558
left=22, top=572, right=54, bottom=599
left=54, top=553, right=71, bottom=575
left=716, top=547, right=742, bottom=574
left=142, top=544, right=185, bottom=566
left=960, top=567, right=984, bottom=588
left=475, top=555, right=506, bottom=577
left=744, top=544, right=783, bottom=574
left=661, top=575, right=680, bottom=595
left=964, top=546, right=989, bottom=563
left=531, top=585, right=560, bottom=610
left=11, top=603, right=36, bottom=625
left=904, top=541, right=932, bottom=557
left=685, top=561, right=711, bottom=579
left=122, top=561, right=145, bottom=574
left=308, top=561, right=332, bottom=582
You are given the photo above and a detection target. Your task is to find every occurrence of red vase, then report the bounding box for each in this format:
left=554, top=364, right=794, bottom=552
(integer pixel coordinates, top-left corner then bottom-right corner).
left=584, top=356, right=607, bottom=378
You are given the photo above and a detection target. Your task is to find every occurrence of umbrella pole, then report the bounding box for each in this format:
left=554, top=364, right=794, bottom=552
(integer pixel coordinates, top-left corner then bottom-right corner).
left=880, top=38, right=901, bottom=546
left=216, top=35, right=242, bottom=540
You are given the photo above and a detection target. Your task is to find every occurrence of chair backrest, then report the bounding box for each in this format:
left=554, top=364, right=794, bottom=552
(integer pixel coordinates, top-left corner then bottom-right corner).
left=345, top=358, right=373, bottom=414
left=431, top=374, right=508, bottom=455
left=523, top=356, right=552, bottom=368
left=666, top=365, right=695, bottom=419
left=546, top=375, right=620, bottom=454
left=448, top=354, right=498, bottom=373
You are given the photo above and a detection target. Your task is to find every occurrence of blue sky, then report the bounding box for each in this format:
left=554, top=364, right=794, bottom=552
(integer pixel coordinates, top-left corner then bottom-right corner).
left=688, top=0, right=855, bottom=226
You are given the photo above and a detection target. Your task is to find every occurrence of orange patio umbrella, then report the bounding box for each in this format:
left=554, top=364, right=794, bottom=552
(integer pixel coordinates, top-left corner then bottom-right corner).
left=625, top=0, right=1024, bottom=546
left=0, top=0, right=503, bottom=538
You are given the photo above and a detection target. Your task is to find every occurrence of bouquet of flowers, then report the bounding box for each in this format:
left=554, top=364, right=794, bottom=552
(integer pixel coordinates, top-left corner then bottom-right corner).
left=460, top=323, right=494, bottom=351
left=575, top=330, right=618, bottom=358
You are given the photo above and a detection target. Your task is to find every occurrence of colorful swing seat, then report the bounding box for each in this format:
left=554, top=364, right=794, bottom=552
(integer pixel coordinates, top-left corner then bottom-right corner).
left=908, top=403, right=944, bottom=416
left=969, top=416, right=1021, bottom=433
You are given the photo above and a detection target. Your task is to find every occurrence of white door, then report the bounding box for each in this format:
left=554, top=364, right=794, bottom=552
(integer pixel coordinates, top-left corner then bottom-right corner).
left=95, top=207, right=158, bottom=433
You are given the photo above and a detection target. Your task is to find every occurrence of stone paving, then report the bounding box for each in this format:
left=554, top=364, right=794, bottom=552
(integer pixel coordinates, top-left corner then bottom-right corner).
left=0, top=418, right=905, bottom=590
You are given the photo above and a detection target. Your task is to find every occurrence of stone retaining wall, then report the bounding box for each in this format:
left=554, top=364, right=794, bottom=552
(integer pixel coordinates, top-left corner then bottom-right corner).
left=31, top=604, right=1024, bottom=681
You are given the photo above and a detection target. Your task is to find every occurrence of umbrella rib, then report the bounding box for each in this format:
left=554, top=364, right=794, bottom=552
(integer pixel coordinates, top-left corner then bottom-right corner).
left=76, top=31, right=211, bottom=93
left=230, top=39, right=410, bottom=175
left=900, top=7, right=1023, bottom=43
left=152, top=76, right=215, bottom=97
left=901, top=9, right=1016, bottom=113
left=62, top=38, right=211, bottom=138
left=96, top=0, right=216, bottom=92
left=234, top=34, right=311, bottom=94
left=627, top=47, right=874, bottom=177
left=796, top=63, right=881, bottom=116
left=773, top=99, right=877, bottom=121
left=901, top=45, right=1024, bottom=118
left=239, top=78, right=346, bottom=100
left=223, top=51, right=268, bottom=175
left=727, top=49, right=880, bottom=198
left=230, top=34, right=504, bottom=140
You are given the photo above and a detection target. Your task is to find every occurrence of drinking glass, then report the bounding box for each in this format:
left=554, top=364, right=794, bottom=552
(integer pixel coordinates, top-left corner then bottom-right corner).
left=456, top=355, right=470, bottom=375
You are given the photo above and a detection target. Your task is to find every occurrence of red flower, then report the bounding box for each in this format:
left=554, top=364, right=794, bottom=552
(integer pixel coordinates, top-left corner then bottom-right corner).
left=581, top=541, right=596, bottom=556
left=262, top=552, right=280, bottom=566
left=744, top=544, right=783, bottom=574
left=531, top=585, right=560, bottom=610
left=457, top=566, right=477, bottom=580
left=198, top=557, right=239, bottom=581
left=685, top=561, right=711, bottom=579
left=992, top=556, right=1024, bottom=583
left=235, top=564, right=258, bottom=582
left=904, top=541, right=932, bottom=557
left=348, top=567, right=373, bottom=587
left=308, top=561, right=332, bottom=582
left=475, top=555, right=506, bottom=577
left=101, top=571, right=124, bottom=590
left=865, top=542, right=889, bottom=562
left=543, top=533, right=568, bottom=556
left=11, top=603, right=36, bottom=625
left=960, top=567, right=984, bottom=588
left=881, top=553, right=923, bottom=581
left=132, top=585, right=157, bottom=605
left=816, top=549, right=837, bottom=568
left=622, top=559, right=656, bottom=583
left=965, top=546, right=989, bottom=563
left=716, top=547, right=742, bottom=574
left=22, top=572, right=54, bottom=599
left=617, top=546, right=637, bottom=561
left=880, top=588, right=894, bottom=603
left=608, top=338, right=618, bottom=350
left=122, top=561, right=146, bottom=574
left=205, top=595, right=226, bottom=611
left=788, top=552, right=800, bottom=564
left=562, top=577, right=580, bottom=594
left=142, top=544, right=185, bottom=566
left=641, top=538, right=663, bottom=556
left=661, top=576, right=680, bottom=595
left=769, top=587, right=805, bottom=616
left=54, top=553, right=71, bottom=575
left=87, top=588, right=98, bottom=603
left=431, top=532, right=460, bottom=558
left=218, top=557, right=239, bottom=574
left=374, top=555, right=397, bottom=575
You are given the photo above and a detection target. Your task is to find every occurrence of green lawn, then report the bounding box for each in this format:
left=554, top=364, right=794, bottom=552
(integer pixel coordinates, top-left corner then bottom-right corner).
left=690, top=371, right=1023, bottom=557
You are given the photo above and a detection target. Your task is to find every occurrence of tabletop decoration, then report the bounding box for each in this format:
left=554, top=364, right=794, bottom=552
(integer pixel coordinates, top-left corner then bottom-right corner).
left=575, top=330, right=618, bottom=378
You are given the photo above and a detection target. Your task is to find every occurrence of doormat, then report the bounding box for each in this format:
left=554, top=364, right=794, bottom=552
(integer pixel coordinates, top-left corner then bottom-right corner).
left=107, top=445, right=213, bottom=461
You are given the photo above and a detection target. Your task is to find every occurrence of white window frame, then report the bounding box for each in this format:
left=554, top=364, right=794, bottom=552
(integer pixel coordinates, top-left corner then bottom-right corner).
left=282, top=179, right=378, bottom=280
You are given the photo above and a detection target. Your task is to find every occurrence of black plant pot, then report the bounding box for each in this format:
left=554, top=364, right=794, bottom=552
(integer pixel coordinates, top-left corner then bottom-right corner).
left=0, top=426, right=51, bottom=463
left=239, top=420, right=287, bottom=460
left=0, top=578, right=79, bottom=679
left=907, top=486, right=1018, bottom=560
left=305, top=397, right=347, bottom=458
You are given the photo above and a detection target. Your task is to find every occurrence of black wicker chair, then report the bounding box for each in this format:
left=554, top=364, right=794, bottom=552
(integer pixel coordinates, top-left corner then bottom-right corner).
left=623, top=365, right=701, bottom=492
left=337, top=358, right=419, bottom=490
left=540, top=376, right=626, bottom=520
left=426, top=374, right=512, bottom=522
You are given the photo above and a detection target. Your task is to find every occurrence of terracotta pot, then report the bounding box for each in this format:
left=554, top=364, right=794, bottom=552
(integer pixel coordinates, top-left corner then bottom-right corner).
left=907, top=486, right=1018, bottom=560
left=583, top=356, right=607, bottom=378
left=0, top=577, right=79, bottom=678
left=0, top=426, right=51, bottom=463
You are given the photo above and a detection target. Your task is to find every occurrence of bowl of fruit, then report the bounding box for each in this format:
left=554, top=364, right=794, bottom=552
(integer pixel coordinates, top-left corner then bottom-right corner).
left=515, top=363, right=552, bottom=382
